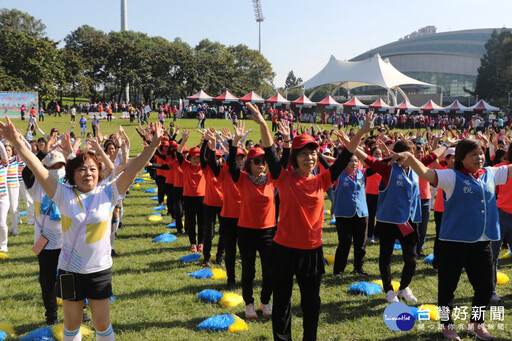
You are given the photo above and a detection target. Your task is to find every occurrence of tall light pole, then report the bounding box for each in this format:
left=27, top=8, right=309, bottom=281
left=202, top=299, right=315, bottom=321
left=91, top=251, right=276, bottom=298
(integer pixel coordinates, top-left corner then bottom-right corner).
left=121, top=0, right=129, bottom=103
left=252, top=0, right=264, bottom=54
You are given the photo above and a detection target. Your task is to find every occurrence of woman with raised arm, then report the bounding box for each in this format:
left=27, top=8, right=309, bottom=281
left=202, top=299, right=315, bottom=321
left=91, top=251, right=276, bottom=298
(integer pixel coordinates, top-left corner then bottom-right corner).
left=0, top=118, right=163, bottom=341
left=245, top=103, right=375, bottom=341
left=352, top=137, right=447, bottom=305
left=227, top=120, right=276, bottom=319
left=206, top=127, right=245, bottom=288
left=390, top=138, right=512, bottom=341
left=176, top=130, right=206, bottom=252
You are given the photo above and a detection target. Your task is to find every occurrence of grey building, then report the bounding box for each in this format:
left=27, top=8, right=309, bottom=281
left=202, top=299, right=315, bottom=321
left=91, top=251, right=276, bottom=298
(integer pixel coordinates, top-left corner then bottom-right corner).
left=350, top=27, right=501, bottom=105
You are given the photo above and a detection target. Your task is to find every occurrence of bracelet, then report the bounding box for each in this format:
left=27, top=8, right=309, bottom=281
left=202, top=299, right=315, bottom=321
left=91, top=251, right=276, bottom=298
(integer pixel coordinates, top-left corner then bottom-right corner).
left=442, top=143, right=449, bottom=148
left=284, top=139, right=291, bottom=143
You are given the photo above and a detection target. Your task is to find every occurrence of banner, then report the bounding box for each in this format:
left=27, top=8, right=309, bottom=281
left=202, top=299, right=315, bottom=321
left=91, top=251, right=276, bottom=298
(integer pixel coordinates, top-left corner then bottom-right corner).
left=0, top=92, right=38, bottom=118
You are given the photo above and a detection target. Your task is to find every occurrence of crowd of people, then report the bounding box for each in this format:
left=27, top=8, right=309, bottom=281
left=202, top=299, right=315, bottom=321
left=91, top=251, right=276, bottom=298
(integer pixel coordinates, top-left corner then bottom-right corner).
left=1, top=103, right=512, bottom=341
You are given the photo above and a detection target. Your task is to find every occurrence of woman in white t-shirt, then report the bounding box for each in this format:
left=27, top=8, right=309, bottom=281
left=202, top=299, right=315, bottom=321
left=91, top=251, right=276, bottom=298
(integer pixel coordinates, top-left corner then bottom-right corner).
left=391, top=138, right=512, bottom=341
left=0, top=118, right=164, bottom=341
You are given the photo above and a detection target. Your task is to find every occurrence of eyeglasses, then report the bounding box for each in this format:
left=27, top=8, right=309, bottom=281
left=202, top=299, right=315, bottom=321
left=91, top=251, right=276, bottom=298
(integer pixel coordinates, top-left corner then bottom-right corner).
left=252, top=158, right=267, bottom=165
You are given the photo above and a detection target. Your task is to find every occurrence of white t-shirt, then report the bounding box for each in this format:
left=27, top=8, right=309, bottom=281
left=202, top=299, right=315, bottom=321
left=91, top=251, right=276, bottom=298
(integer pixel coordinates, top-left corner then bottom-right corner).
left=52, top=182, right=120, bottom=274
left=31, top=181, right=63, bottom=250
left=436, top=166, right=509, bottom=241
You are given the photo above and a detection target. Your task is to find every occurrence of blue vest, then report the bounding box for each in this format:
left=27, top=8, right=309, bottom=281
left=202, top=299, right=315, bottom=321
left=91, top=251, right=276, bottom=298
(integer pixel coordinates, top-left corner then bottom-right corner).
left=376, top=163, right=422, bottom=224
left=440, top=168, right=500, bottom=242
left=333, top=170, right=368, bottom=218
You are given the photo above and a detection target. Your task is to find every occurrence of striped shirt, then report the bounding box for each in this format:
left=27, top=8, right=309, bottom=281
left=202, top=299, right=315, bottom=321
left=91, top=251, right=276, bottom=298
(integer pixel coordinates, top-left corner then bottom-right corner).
left=0, top=162, right=7, bottom=196
left=7, top=156, right=19, bottom=188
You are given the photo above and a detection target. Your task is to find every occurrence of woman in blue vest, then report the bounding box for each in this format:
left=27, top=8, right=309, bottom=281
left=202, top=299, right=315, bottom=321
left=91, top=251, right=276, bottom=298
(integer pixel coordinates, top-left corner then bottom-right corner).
left=391, top=138, right=512, bottom=341
left=353, top=139, right=443, bottom=304
left=332, top=153, right=369, bottom=276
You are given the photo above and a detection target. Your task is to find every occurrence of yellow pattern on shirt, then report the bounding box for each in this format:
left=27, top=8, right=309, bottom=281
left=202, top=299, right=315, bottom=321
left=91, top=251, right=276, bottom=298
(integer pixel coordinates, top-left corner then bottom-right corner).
left=86, top=220, right=109, bottom=244
left=61, top=215, right=72, bottom=233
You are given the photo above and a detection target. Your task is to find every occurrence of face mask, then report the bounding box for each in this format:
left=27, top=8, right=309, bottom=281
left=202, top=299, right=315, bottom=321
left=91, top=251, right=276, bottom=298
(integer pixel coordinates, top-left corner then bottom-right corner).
left=49, top=168, right=66, bottom=181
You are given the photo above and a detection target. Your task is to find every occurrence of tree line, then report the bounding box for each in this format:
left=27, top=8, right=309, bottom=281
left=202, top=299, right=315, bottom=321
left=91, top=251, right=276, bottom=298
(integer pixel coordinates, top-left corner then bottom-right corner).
left=0, top=8, right=275, bottom=104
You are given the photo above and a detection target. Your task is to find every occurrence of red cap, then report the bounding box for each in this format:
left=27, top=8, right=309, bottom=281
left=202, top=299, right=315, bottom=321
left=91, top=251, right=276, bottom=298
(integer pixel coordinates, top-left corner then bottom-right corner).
left=215, top=149, right=223, bottom=157
left=161, top=141, right=170, bottom=147
left=189, top=147, right=200, bottom=157
left=182, top=145, right=189, bottom=153
left=291, top=134, right=319, bottom=150
left=170, top=141, right=179, bottom=149
left=247, top=147, right=265, bottom=159
left=237, top=148, right=246, bottom=157
left=162, top=136, right=169, bottom=141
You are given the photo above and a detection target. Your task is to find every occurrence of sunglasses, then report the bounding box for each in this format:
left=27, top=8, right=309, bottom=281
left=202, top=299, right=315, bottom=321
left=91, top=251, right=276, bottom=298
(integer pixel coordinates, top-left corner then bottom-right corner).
left=252, top=158, right=267, bottom=165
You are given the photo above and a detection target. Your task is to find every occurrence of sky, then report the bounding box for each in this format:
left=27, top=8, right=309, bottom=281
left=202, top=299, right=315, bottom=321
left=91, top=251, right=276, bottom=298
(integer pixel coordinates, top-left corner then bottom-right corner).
left=2, top=0, right=511, bottom=90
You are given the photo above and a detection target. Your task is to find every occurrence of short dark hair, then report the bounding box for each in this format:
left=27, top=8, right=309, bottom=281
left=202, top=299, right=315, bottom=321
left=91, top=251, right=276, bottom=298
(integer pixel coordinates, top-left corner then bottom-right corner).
left=454, top=138, right=485, bottom=170
left=65, top=151, right=104, bottom=186
left=393, top=140, right=415, bottom=154
left=290, top=143, right=317, bottom=169
left=37, top=137, right=47, bottom=144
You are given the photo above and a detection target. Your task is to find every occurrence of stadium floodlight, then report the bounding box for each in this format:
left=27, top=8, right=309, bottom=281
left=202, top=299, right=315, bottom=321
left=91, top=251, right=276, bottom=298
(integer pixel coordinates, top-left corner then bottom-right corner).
left=252, top=0, right=264, bottom=53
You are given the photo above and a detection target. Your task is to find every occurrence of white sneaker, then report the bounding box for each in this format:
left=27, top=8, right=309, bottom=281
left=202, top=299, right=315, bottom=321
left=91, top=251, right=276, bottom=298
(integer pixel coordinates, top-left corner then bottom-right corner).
left=259, top=302, right=272, bottom=317
left=386, top=290, right=399, bottom=303
left=397, top=287, right=417, bottom=303
left=245, top=304, right=257, bottom=318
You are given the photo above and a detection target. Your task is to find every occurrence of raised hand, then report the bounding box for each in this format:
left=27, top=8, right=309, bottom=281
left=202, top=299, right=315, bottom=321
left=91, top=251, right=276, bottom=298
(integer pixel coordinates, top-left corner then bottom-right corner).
left=333, top=130, right=350, bottom=145
left=181, top=129, right=190, bottom=142
left=233, top=121, right=247, bottom=145
left=278, top=120, right=290, bottom=140
left=0, top=117, right=22, bottom=143
left=245, top=103, right=265, bottom=124
left=359, top=111, right=378, bottom=134
left=151, top=121, right=164, bottom=146
left=60, top=132, right=75, bottom=155
left=387, top=151, right=412, bottom=166
left=221, top=127, right=232, bottom=140
left=205, top=128, right=217, bottom=149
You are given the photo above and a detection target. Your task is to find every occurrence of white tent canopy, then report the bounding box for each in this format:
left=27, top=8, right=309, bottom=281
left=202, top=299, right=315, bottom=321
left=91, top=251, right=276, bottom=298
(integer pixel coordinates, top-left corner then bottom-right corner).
left=300, top=54, right=434, bottom=91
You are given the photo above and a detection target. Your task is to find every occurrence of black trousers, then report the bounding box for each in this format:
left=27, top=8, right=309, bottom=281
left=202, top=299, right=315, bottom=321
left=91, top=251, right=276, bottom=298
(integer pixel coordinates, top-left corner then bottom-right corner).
left=172, top=186, right=184, bottom=233
left=183, top=196, right=204, bottom=245
left=377, top=221, right=418, bottom=292
left=433, top=211, right=443, bottom=269
left=219, top=216, right=238, bottom=283
left=366, top=193, right=378, bottom=238
left=334, top=216, right=368, bottom=274
left=164, top=183, right=174, bottom=218
left=417, top=198, right=431, bottom=254
left=203, top=205, right=224, bottom=262
left=37, top=249, right=61, bottom=321
left=438, top=241, right=493, bottom=325
left=155, top=175, right=166, bottom=204
left=271, top=243, right=323, bottom=341
left=237, top=226, right=274, bottom=305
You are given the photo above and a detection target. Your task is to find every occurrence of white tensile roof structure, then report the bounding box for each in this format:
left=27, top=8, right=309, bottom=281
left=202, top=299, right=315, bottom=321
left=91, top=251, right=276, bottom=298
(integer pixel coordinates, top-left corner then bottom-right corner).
left=299, top=54, right=435, bottom=105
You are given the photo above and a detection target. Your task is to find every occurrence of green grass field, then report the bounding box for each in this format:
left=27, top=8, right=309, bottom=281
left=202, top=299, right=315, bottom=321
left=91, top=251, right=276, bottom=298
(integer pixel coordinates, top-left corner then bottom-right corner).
left=1, top=115, right=512, bottom=340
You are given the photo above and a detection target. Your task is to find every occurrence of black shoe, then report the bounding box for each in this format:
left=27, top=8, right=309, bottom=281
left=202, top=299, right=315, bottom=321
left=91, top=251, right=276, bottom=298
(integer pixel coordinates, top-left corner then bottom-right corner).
left=118, top=222, right=124, bottom=229
left=352, top=269, right=368, bottom=276
left=202, top=261, right=211, bottom=267
left=111, top=249, right=119, bottom=257
left=417, top=251, right=425, bottom=259
left=83, top=309, right=91, bottom=323
left=214, top=259, right=225, bottom=267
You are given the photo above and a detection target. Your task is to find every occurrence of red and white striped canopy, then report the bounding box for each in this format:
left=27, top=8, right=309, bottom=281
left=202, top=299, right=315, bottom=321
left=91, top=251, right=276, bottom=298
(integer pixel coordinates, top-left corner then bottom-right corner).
left=342, top=96, right=368, bottom=109
left=470, top=100, right=500, bottom=112
left=213, top=90, right=239, bottom=102
left=265, top=92, right=290, bottom=104
left=395, top=100, right=420, bottom=112
left=369, top=98, right=392, bottom=110
left=445, top=100, right=471, bottom=112
left=420, top=100, right=444, bottom=112
left=291, top=95, right=316, bottom=106
left=239, top=91, right=264, bottom=103
left=187, top=90, right=213, bottom=101
left=316, top=95, right=341, bottom=106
